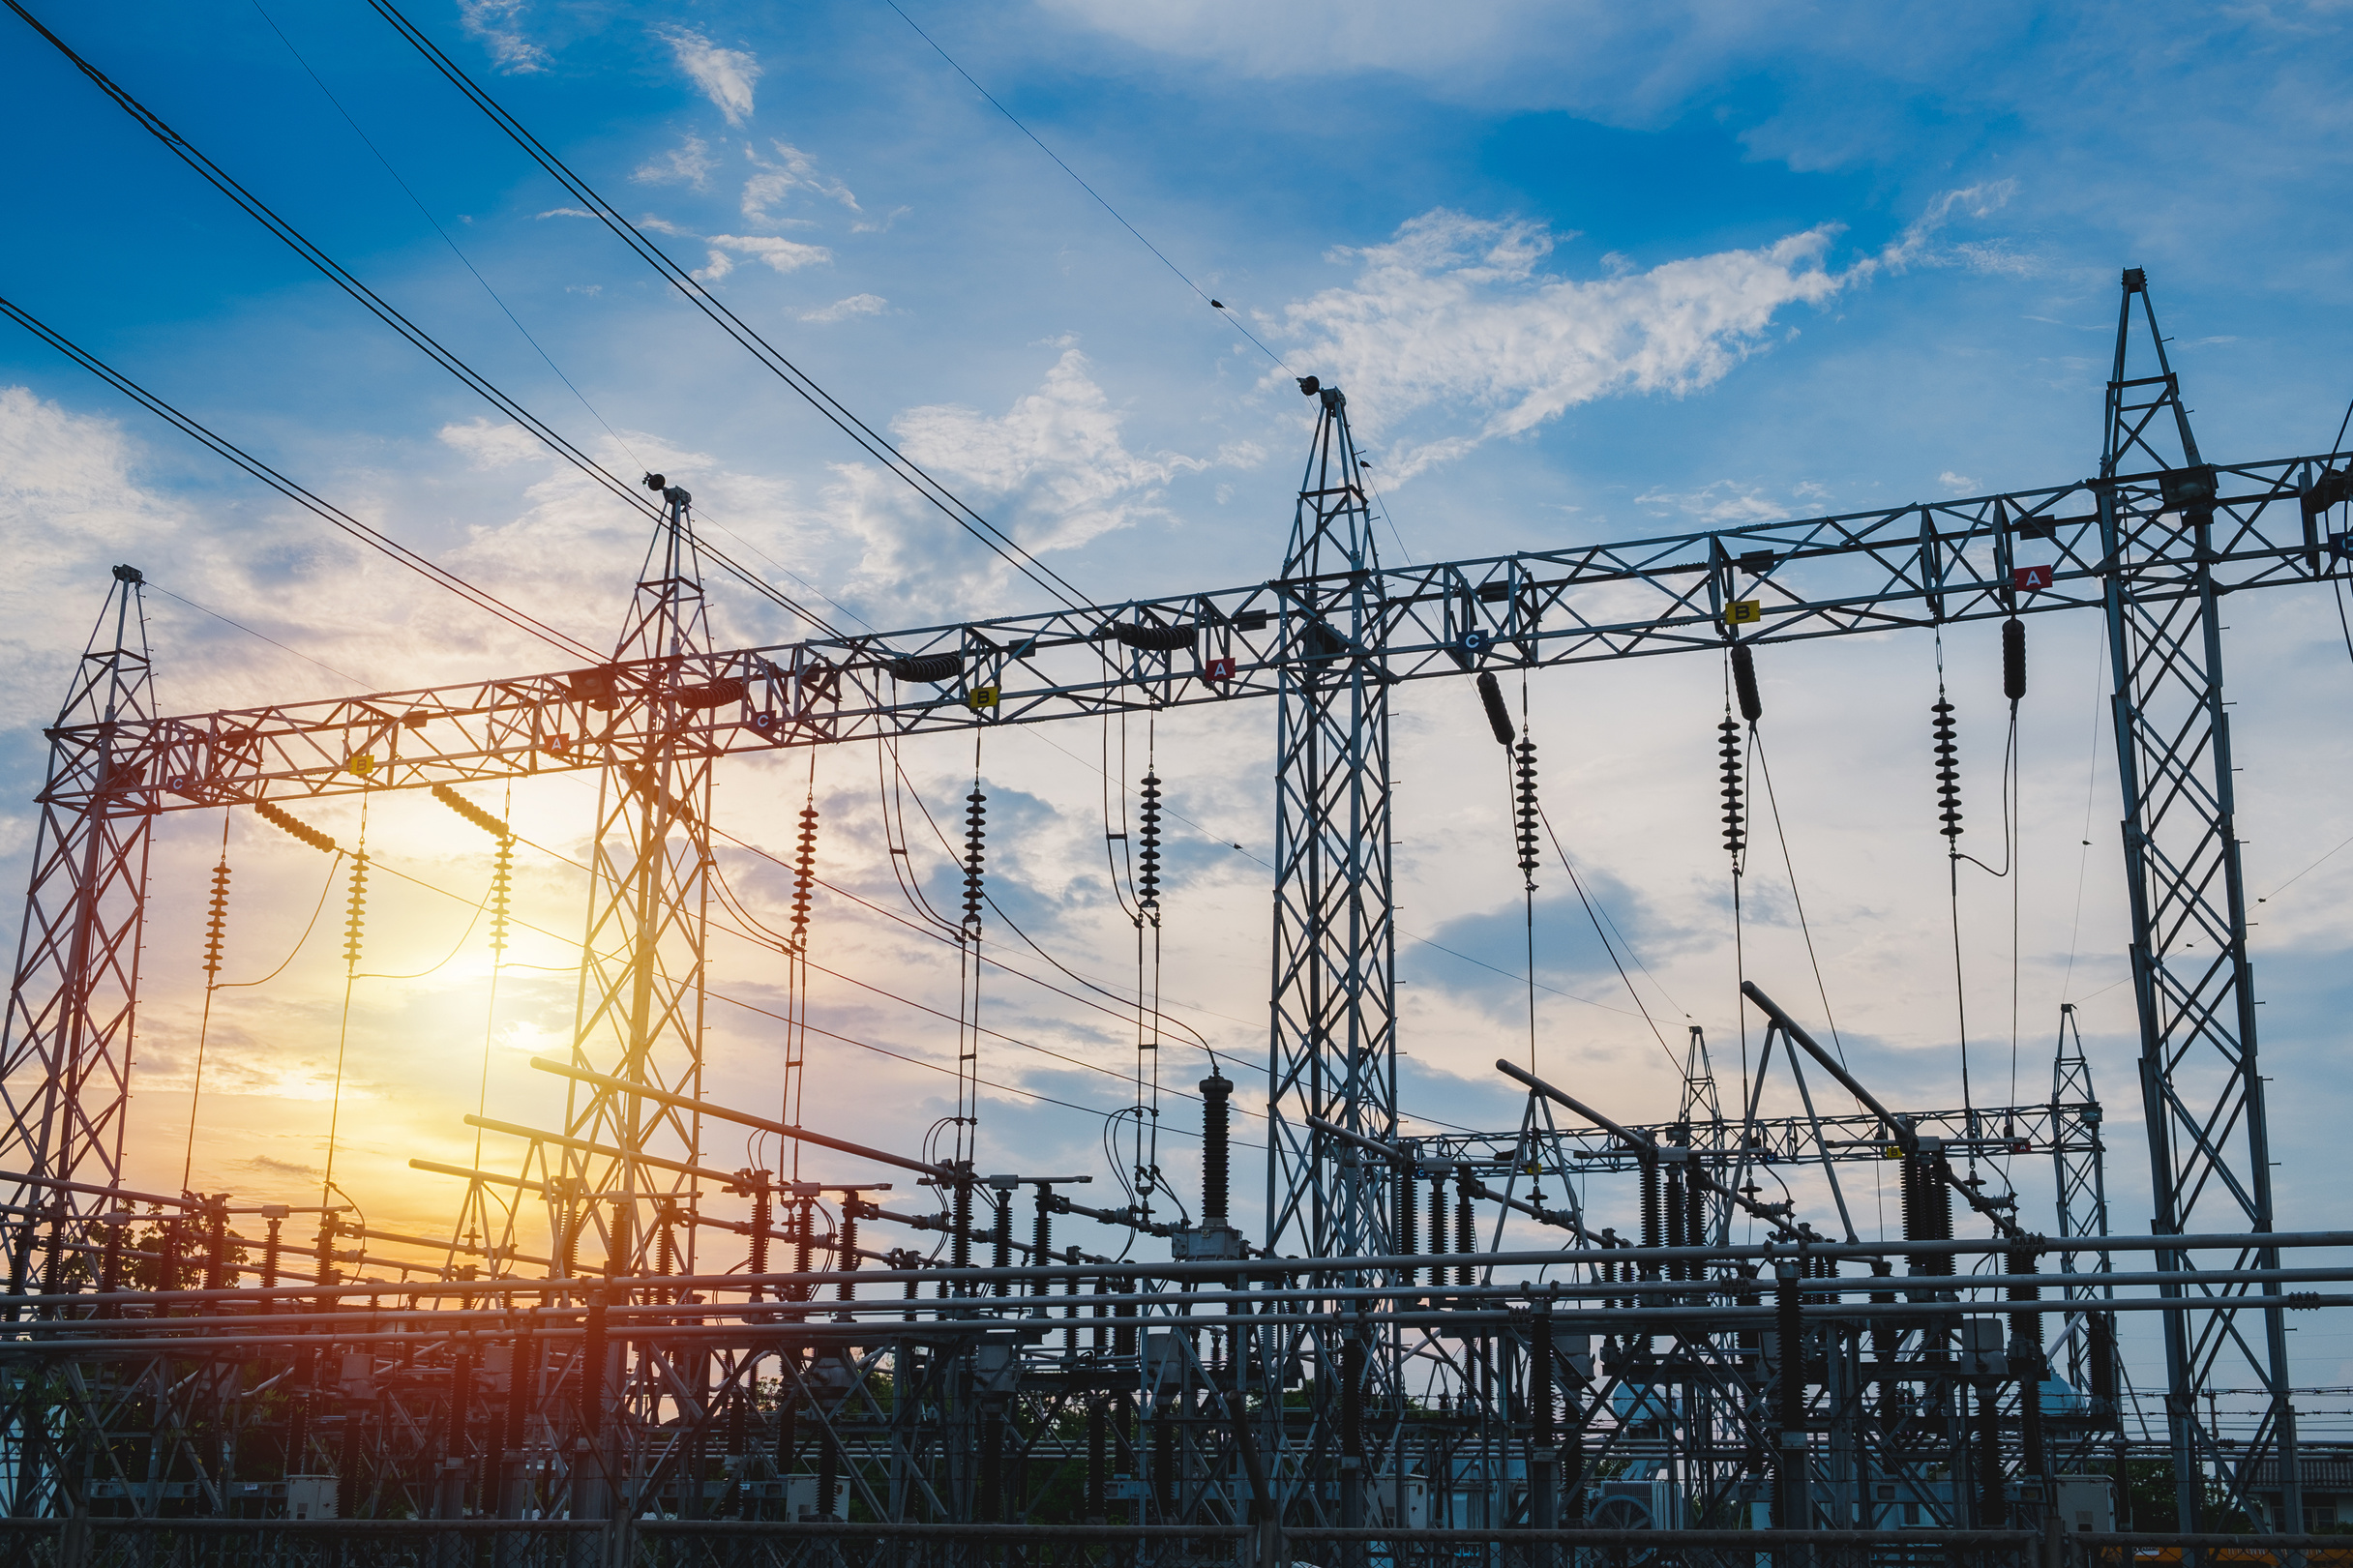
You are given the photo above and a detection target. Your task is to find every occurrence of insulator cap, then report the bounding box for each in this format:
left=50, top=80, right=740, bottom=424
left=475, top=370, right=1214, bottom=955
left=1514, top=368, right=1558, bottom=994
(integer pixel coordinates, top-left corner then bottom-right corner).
left=2002, top=617, right=2027, bottom=703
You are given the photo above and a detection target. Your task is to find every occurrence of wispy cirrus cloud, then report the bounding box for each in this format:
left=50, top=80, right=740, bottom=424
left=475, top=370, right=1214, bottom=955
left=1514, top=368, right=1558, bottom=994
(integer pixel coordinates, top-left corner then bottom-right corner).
left=634, top=134, right=715, bottom=191
left=458, top=0, right=548, bottom=74
left=695, top=235, right=833, bottom=281
left=802, top=293, right=888, bottom=323
left=662, top=28, right=761, bottom=126
left=743, top=142, right=861, bottom=223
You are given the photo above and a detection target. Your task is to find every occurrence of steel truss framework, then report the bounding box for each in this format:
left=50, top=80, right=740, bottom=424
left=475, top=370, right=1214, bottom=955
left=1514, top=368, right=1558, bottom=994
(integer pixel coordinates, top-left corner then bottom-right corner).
left=1, top=273, right=2345, bottom=1535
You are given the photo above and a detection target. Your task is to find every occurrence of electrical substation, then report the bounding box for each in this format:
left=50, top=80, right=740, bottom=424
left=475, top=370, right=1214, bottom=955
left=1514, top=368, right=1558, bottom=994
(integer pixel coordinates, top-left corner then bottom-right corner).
left=6, top=14, right=2353, bottom=1568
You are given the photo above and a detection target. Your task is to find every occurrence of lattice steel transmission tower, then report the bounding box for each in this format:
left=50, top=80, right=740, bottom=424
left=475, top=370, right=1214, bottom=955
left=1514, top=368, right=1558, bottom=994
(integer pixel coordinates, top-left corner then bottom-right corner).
left=549, top=481, right=717, bottom=1285
left=0, top=564, right=155, bottom=1300
left=1266, top=381, right=1397, bottom=1269
left=2100, top=270, right=2299, bottom=1528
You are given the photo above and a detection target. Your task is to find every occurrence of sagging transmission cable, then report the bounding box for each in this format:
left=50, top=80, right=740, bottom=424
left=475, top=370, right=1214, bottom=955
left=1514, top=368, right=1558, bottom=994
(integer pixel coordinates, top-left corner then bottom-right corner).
left=364, top=0, right=1094, bottom=615
left=5, top=0, right=839, bottom=642
left=0, top=292, right=600, bottom=664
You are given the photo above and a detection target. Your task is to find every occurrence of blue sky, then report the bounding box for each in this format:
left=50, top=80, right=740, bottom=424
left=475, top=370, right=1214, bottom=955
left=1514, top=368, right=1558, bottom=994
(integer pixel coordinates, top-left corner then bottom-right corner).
left=5, top=0, right=2353, bottom=1417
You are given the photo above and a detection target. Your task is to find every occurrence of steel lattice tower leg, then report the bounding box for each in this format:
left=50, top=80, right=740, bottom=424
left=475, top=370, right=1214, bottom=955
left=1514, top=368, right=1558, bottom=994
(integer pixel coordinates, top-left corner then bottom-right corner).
left=0, top=565, right=156, bottom=1517
left=2100, top=269, right=2300, bottom=1531
left=0, top=565, right=156, bottom=1265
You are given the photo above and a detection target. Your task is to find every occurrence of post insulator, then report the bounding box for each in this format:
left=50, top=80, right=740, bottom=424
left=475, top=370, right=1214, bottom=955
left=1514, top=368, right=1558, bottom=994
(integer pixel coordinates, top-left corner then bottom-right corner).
left=2003, top=617, right=2027, bottom=704
left=1200, top=1072, right=1233, bottom=1226
left=1932, top=699, right=1962, bottom=841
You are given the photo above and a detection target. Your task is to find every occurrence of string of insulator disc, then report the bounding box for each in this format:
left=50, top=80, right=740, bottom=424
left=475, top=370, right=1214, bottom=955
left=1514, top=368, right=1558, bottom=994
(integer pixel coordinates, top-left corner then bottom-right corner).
left=1932, top=695, right=1963, bottom=844
left=791, top=802, right=819, bottom=943
left=1513, top=738, right=1540, bottom=892
left=256, top=799, right=337, bottom=855
left=202, top=860, right=230, bottom=982
left=341, top=853, right=370, bottom=973
left=1721, top=643, right=1762, bottom=868
left=961, top=789, right=987, bottom=936
left=432, top=783, right=515, bottom=957
left=1136, top=772, right=1162, bottom=918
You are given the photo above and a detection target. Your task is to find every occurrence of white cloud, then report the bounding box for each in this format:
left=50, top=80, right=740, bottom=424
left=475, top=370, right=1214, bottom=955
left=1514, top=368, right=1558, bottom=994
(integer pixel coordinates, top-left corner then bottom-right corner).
left=742, top=142, right=861, bottom=224
left=536, top=207, right=597, bottom=221
left=661, top=28, right=761, bottom=126
left=1634, top=479, right=1797, bottom=526
left=1278, top=209, right=1857, bottom=479
left=458, top=0, right=548, bottom=74
left=1274, top=191, right=2021, bottom=481
left=633, top=135, right=714, bottom=191
left=801, top=293, right=888, bottom=323
left=703, top=235, right=834, bottom=275
left=1938, top=470, right=1978, bottom=491
left=891, top=348, right=1212, bottom=556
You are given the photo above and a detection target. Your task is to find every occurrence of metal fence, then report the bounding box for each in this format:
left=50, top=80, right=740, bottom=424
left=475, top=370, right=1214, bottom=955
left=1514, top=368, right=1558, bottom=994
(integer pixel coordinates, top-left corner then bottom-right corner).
left=6, top=1521, right=2351, bottom=1568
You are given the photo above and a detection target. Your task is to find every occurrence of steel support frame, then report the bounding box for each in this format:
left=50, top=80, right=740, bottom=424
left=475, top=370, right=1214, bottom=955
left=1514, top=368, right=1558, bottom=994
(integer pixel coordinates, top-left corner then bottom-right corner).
left=2099, top=277, right=2299, bottom=1530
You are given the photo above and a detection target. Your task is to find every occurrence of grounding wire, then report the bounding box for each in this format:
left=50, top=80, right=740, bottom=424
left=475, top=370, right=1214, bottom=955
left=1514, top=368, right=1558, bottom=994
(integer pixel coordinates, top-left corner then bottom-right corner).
left=212, top=850, right=345, bottom=991
left=0, top=292, right=600, bottom=663
left=1749, top=727, right=1849, bottom=1069
left=1534, top=806, right=1675, bottom=1070
left=873, top=0, right=1291, bottom=373
left=363, top=0, right=1094, bottom=614
left=149, top=581, right=372, bottom=688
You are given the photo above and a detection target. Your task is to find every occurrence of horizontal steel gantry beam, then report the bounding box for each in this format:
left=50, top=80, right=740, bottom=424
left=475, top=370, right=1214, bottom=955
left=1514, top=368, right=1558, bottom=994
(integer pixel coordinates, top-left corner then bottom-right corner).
left=43, top=451, right=2348, bottom=814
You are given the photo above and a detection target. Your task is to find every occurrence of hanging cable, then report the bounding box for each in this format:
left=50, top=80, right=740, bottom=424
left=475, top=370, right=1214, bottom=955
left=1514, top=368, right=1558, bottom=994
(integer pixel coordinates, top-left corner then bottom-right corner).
left=0, top=292, right=603, bottom=663
left=3, top=9, right=835, bottom=641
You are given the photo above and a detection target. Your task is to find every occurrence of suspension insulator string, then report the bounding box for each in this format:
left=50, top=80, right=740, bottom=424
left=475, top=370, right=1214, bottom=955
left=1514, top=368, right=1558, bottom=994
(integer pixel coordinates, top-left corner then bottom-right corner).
left=1934, top=633, right=1974, bottom=1123
left=182, top=811, right=232, bottom=1191
left=1724, top=641, right=1758, bottom=1144
left=1513, top=681, right=1540, bottom=1074
left=1134, top=718, right=1165, bottom=1203
left=320, top=793, right=371, bottom=1221
left=956, top=734, right=987, bottom=1167
left=786, top=755, right=819, bottom=1180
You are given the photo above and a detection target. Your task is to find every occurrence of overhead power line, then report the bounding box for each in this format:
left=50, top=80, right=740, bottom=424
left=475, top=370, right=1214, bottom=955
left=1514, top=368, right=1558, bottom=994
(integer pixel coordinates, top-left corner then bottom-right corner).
left=364, top=0, right=1095, bottom=614
left=873, top=0, right=1290, bottom=372
left=5, top=0, right=842, bottom=644
left=0, top=292, right=601, bottom=664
